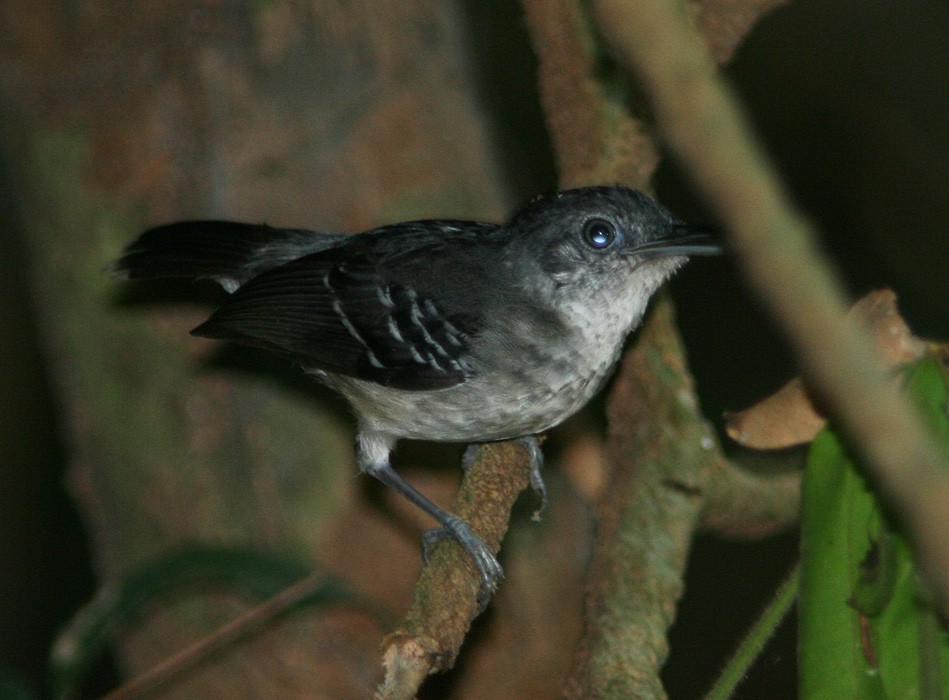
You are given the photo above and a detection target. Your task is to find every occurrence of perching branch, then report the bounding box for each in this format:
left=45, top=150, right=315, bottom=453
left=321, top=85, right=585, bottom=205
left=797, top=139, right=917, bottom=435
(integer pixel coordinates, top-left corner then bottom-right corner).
left=591, top=0, right=949, bottom=616
left=377, top=441, right=536, bottom=697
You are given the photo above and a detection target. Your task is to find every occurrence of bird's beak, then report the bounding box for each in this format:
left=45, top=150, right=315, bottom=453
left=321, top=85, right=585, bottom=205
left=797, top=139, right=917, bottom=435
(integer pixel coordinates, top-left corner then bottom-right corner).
left=631, top=223, right=723, bottom=257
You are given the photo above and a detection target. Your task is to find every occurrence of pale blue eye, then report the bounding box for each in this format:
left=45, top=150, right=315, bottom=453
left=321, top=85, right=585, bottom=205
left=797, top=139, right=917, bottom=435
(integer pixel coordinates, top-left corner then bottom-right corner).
left=582, top=219, right=616, bottom=249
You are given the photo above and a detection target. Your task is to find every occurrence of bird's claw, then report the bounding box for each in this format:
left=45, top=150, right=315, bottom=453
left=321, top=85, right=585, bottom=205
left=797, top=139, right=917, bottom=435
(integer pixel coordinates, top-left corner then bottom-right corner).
left=422, top=516, right=503, bottom=611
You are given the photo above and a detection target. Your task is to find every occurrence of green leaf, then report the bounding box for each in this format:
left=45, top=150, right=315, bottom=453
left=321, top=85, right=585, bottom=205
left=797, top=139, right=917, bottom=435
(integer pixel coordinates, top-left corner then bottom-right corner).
left=800, top=357, right=949, bottom=699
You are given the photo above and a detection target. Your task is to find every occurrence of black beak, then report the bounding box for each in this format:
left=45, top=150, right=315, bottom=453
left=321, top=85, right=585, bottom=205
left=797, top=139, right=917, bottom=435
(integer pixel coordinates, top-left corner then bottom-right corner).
left=632, top=223, right=723, bottom=257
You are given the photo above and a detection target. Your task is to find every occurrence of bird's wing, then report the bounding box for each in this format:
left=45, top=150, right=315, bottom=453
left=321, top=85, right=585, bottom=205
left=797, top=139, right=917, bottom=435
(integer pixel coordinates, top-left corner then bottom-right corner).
left=192, top=226, right=488, bottom=390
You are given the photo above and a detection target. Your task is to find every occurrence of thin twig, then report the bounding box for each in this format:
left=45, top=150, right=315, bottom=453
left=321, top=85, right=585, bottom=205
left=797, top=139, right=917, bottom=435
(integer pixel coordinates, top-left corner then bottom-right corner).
left=520, top=0, right=660, bottom=189
left=101, top=573, right=358, bottom=700
left=704, top=562, right=800, bottom=700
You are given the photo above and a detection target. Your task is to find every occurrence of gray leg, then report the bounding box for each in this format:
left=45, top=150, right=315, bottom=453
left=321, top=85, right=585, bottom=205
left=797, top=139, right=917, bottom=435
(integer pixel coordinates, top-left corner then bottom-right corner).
left=357, top=433, right=503, bottom=607
left=461, top=443, right=481, bottom=472
left=517, top=436, right=548, bottom=521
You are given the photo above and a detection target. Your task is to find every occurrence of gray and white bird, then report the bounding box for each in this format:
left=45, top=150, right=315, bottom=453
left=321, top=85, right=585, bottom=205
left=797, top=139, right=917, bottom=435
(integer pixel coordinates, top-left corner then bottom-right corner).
left=114, top=185, right=720, bottom=605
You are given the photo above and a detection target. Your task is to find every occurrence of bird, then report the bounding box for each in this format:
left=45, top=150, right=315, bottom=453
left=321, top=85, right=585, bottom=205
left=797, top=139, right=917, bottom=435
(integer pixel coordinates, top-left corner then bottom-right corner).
left=113, top=185, right=720, bottom=606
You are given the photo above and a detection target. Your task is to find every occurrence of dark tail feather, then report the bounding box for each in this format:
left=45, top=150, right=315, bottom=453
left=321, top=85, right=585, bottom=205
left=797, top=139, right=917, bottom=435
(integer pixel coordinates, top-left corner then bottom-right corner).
left=111, top=221, right=345, bottom=291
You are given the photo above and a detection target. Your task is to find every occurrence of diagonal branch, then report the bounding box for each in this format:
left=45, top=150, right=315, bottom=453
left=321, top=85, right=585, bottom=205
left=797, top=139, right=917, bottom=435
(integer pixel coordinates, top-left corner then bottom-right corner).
left=376, top=441, right=535, bottom=698
left=591, top=0, right=949, bottom=614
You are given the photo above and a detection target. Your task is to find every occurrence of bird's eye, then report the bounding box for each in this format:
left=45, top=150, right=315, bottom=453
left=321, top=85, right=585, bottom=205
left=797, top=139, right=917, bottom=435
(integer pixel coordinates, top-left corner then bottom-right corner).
left=582, top=219, right=616, bottom=250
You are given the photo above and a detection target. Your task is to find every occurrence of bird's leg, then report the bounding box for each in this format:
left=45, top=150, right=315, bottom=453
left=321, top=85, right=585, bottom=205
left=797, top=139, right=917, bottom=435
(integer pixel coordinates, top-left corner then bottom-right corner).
left=518, top=436, right=548, bottom=520
left=357, top=435, right=503, bottom=607
left=369, top=460, right=503, bottom=607
left=461, top=435, right=547, bottom=520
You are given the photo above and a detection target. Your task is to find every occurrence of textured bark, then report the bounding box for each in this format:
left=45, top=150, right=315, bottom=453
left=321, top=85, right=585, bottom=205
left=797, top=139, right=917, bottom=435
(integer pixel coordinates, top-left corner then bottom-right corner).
left=521, top=1, right=791, bottom=696
left=563, top=299, right=721, bottom=699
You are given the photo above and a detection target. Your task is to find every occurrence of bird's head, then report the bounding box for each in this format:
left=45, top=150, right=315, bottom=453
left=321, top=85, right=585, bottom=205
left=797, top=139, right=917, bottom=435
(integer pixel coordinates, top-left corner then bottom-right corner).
left=503, top=186, right=720, bottom=315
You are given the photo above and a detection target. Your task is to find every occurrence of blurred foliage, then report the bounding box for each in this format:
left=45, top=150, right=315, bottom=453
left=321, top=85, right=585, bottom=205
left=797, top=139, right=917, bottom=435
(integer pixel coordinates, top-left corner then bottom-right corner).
left=800, top=357, right=949, bottom=698
left=0, top=0, right=945, bottom=695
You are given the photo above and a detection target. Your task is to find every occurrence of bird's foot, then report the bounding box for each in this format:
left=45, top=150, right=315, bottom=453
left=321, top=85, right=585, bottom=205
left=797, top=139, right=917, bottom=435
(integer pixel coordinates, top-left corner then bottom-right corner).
left=422, top=516, right=503, bottom=611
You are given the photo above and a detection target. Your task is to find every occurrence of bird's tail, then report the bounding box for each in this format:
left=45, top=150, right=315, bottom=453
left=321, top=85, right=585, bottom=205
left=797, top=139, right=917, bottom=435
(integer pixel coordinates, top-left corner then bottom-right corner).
left=111, top=221, right=345, bottom=292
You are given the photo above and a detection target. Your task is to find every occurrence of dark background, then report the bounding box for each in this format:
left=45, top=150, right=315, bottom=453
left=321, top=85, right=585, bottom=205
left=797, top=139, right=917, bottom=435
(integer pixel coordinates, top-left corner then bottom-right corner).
left=1, top=0, right=946, bottom=696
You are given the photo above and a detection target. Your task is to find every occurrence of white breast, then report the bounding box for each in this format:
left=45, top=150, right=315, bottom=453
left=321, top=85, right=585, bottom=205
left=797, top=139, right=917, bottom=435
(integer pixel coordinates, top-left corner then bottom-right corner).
left=331, top=257, right=684, bottom=444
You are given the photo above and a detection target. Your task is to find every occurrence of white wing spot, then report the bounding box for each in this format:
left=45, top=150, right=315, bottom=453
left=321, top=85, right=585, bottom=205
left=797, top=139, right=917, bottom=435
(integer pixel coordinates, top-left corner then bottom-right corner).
left=365, top=350, right=385, bottom=368
left=406, top=289, right=452, bottom=361
left=386, top=317, right=405, bottom=344
left=215, top=277, right=240, bottom=293
left=377, top=285, right=394, bottom=309
left=331, top=296, right=386, bottom=369
left=442, top=319, right=465, bottom=347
